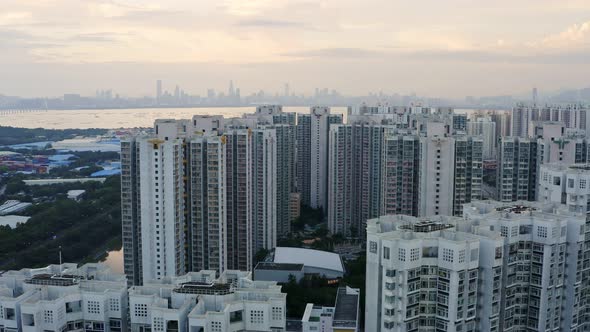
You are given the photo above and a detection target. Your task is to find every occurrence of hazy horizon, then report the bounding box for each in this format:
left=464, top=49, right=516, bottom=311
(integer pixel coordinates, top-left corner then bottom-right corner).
left=1, top=0, right=589, bottom=99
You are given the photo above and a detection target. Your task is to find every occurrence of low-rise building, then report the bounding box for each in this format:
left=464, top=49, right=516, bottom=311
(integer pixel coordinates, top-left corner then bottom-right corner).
left=129, top=270, right=287, bottom=332
left=265, top=247, right=344, bottom=279
left=301, top=287, right=360, bottom=332
left=253, top=263, right=305, bottom=283
left=0, top=263, right=128, bottom=332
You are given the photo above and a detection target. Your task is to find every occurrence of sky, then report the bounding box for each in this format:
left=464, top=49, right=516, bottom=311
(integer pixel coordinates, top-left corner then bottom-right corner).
left=1, top=0, right=590, bottom=99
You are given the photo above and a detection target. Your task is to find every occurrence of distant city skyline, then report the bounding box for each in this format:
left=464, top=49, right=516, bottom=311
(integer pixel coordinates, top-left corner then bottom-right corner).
left=1, top=0, right=589, bottom=98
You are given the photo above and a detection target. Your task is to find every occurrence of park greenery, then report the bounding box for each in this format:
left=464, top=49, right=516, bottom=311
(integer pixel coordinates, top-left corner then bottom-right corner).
left=0, top=176, right=122, bottom=270
left=0, top=126, right=107, bottom=146
left=283, top=253, right=366, bottom=322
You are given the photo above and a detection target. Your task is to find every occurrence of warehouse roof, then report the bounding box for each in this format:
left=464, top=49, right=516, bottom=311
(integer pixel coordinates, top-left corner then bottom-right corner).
left=272, top=247, right=344, bottom=274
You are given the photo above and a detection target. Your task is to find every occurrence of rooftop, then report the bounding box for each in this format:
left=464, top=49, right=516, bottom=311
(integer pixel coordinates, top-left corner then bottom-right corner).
left=272, top=247, right=344, bottom=273
left=174, top=281, right=233, bottom=295
left=332, top=287, right=359, bottom=328
left=255, top=262, right=304, bottom=272
left=399, top=220, right=454, bottom=233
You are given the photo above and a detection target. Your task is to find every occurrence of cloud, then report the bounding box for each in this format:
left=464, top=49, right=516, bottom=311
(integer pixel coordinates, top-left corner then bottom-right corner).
left=405, top=49, right=590, bottom=65
left=281, top=47, right=386, bottom=59
left=0, top=11, right=33, bottom=25
left=532, top=20, right=590, bottom=48
left=235, top=19, right=306, bottom=28
left=69, top=32, right=129, bottom=43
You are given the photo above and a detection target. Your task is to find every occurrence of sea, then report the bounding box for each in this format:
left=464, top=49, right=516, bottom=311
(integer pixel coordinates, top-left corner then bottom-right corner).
left=0, top=106, right=482, bottom=129
left=0, top=107, right=349, bottom=129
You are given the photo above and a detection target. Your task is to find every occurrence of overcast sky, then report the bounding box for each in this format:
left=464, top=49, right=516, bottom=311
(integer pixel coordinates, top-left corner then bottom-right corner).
left=1, top=0, right=589, bottom=98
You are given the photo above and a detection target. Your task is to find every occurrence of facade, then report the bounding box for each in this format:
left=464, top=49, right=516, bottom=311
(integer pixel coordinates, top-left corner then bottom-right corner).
left=497, top=137, right=538, bottom=202
left=467, top=117, right=496, bottom=160
left=380, top=132, right=420, bottom=217
left=538, top=163, right=590, bottom=213
left=122, top=114, right=281, bottom=285
left=366, top=215, right=500, bottom=332
left=0, top=263, right=128, bottom=332
left=418, top=131, right=456, bottom=217
left=463, top=200, right=588, bottom=332
left=329, top=115, right=483, bottom=237
left=129, top=270, right=286, bottom=332
left=301, top=305, right=334, bottom=332
left=296, top=113, right=311, bottom=206
left=511, top=103, right=539, bottom=138
left=251, top=129, right=278, bottom=253
left=309, top=107, right=343, bottom=210
left=366, top=200, right=588, bottom=332
left=328, top=119, right=388, bottom=237
left=188, top=135, right=227, bottom=275
left=224, top=129, right=253, bottom=272
left=451, top=136, right=483, bottom=216
left=138, top=120, right=186, bottom=282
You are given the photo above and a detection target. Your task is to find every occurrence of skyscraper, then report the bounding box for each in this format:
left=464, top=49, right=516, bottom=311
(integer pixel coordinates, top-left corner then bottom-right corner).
left=328, top=113, right=483, bottom=237
left=188, top=135, right=227, bottom=275
left=497, top=137, right=538, bottom=202
left=309, top=107, right=342, bottom=210
left=156, top=79, right=162, bottom=104
left=224, top=128, right=253, bottom=271
left=122, top=110, right=288, bottom=285
left=467, top=117, right=496, bottom=160
left=296, top=113, right=311, bottom=206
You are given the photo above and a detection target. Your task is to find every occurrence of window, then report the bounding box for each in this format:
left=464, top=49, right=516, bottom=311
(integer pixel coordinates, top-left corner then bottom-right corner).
left=271, top=307, right=283, bottom=321
left=44, top=310, right=54, bottom=324
left=134, top=303, right=148, bottom=317
left=442, top=248, right=454, bottom=262
left=383, top=246, right=390, bottom=259
left=458, top=249, right=466, bottom=263
left=250, top=310, right=264, bottom=324
left=369, top=241, right=378, bottom=253
left=581, top=179, right=587, bottom=189
left=210, top=321, right=222, bottom=332
left=410, top=248, right=419, bottom=261
left=538, top=226, right=548, bottom=238
left=86, top=300, right=101, bottom=315
left=398, top=248, right=406, bottom=262
left=153, top=317, right=164, bottom=332
left=501, top=226, right=508, bottom=237
left=109, top=299, right=120, bottom=312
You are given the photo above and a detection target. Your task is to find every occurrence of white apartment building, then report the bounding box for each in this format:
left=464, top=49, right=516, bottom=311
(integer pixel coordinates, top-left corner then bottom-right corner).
left=538, top=163, right=590, bottom=213
left=463, top=200, right=587, bottom=332
left=367, top=200, right=588, bottom=332
left=251, top=129, right=278, bottom=253
left=309, top=106, right=342, bottom=210
left=366, top=215, right=502, bottom=332
left=139, top=120, right=186, bottom=282
left=418, top=127, right=456, bottom=217
left=0, top=263, right=128, bottom=332
left=129, top=270, right=286, bottom=332
left=123, top=114, right=282, bottom=285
